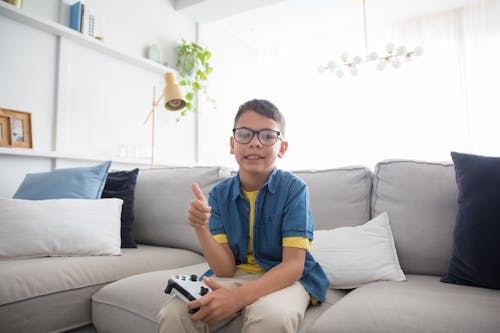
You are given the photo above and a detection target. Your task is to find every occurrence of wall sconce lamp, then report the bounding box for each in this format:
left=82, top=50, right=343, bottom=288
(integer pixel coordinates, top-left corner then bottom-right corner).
left=144, top=72, right=186, bottom=168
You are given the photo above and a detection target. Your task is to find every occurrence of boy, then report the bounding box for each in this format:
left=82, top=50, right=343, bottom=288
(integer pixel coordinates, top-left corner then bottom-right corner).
left=157, top=99, right=328, bottom=333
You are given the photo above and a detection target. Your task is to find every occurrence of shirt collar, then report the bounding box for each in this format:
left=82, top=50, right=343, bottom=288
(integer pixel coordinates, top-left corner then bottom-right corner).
left=230, top=167, right=279, bottom=200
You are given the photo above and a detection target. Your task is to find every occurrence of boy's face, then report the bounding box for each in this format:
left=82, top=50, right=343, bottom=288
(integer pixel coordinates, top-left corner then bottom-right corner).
left=230, top=110, right=288, bottom=177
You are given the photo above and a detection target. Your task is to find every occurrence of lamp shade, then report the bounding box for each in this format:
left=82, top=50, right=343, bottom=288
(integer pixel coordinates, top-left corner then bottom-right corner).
left=163, top=72, right=186, bottom=111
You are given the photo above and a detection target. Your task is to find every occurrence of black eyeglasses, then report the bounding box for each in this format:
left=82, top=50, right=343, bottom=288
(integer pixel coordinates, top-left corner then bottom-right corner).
left=232, top=127, right=281, bottom=146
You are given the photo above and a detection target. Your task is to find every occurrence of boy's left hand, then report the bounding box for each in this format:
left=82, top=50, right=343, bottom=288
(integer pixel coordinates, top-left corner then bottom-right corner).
left=188, top=277, right=244, bottom=324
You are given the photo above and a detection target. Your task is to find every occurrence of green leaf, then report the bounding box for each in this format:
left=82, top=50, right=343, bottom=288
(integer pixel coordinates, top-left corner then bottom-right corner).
left=174, top=39, right=215, bottom=119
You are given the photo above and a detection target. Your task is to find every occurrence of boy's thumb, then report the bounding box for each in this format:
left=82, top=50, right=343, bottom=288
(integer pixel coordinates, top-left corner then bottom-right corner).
left=192, top=183, right=207, bottom=203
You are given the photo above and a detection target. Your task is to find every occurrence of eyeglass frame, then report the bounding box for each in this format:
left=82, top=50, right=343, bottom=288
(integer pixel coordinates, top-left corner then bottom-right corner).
left=232, top=127, right=282, bottom=146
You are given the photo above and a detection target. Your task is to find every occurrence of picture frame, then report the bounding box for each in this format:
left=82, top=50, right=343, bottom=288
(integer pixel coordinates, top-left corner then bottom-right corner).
left=0, top=108, right=33, bottom=149
left=0, top=115, right=11, bottom=147
left=2, top=0, right=23, bottom=8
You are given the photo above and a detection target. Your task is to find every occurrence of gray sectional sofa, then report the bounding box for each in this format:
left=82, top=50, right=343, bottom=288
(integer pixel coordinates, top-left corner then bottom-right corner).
left=1, top=160, right=500, bottom=332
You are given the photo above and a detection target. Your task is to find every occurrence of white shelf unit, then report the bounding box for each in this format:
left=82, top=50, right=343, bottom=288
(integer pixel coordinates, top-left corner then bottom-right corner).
left=0, top=1, right=172, bottom=75
left=0, top=147, right=156, bottom=166
left=0, top=1, right=174, bottom=167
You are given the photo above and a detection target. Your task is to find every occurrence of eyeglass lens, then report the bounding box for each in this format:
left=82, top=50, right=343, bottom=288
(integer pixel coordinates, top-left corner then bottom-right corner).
left=234, top=128, right=280, bottom=146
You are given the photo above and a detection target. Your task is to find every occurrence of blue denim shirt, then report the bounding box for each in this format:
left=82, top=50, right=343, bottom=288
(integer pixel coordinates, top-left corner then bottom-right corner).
left=205, top=167, right=328, bottom=302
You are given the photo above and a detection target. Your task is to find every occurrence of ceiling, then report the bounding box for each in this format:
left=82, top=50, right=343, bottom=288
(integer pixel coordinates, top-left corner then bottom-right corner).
left=177, top=0, right=483, bottom=48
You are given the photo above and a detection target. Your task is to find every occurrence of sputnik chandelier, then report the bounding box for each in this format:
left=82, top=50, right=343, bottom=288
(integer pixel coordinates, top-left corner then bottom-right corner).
left=318, top=0, right=423, bottom=78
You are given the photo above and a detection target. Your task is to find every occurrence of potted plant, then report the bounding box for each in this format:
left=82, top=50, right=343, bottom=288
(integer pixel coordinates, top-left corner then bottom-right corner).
left=175, top=39, right=214, bottom=122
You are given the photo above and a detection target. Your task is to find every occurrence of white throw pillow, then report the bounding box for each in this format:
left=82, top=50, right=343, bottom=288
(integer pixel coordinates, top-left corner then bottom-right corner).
left=311, top=212, right=405, bottom=289
left=0, top=198, right=123, bottom=258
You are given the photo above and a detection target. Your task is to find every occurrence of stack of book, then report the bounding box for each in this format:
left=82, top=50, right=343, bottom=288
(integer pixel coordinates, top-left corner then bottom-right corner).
left=69, top=1, right=98, bottom=38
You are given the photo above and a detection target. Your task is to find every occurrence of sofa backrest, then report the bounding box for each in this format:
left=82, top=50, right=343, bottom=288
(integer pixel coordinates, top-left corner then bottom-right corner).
left=294, top=167, right=373, bottom=230
left=133, top=166, right=230, bottom=254
left=371, top=160, right=458, bottom=276
left=134, top=165, right=373, bottom=253
left=133, top=161, right=457, bottom=277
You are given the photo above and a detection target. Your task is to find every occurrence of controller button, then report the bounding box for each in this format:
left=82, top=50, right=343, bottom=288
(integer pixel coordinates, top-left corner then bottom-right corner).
left=190, top=274, right=198, bottom=281
left=200, top=286, right=209, bottom=296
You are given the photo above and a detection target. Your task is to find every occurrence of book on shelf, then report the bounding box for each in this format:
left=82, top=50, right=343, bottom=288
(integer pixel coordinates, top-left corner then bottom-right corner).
left=79, top=2, right=84, bottom=33
left=69, top=1, right=99, bottom=39
left=69, top=1, right=82, bottom=32
left=81, top=3, right=97, bottom=38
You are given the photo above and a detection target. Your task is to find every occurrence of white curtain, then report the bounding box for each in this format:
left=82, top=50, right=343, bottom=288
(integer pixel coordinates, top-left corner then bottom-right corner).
left=462, top=0, right=500, bottom=156
left=200, top=0, right=500, bottom=170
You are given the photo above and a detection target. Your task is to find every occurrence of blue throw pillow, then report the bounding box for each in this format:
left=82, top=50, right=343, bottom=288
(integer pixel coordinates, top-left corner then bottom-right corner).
left=14, top=161, right=111, bottom=200
left=441, top=151, right=500, bottom=289
left=101, top=168, right=139, bottom=248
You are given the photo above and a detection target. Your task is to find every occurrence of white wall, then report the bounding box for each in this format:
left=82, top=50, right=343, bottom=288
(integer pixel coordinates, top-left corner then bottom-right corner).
left=197, top=2, right=500, bottom=171
left=197, top=23, right=259, bottom=170
left=0, top=0, right=197, bottom=197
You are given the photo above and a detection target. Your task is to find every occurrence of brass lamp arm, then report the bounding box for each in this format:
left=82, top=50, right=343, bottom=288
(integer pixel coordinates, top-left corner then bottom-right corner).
left=143, top=86, right=164, bottom=125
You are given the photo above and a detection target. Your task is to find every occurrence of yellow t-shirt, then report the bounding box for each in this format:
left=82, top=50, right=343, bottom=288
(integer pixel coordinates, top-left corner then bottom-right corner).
left=212, top=189, right=312, bottom=274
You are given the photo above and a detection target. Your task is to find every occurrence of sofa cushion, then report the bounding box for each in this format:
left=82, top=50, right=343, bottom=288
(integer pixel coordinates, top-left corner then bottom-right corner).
left=13, top=161, right=111, bottom=200
left=92, top=263, right=210, bottom=333
left=133, top=167, right=230, bottom=253
left=0, top=245, right=204, bottom=332
left=308, top=274, right=500, bottom=333
left=311, top=212, right=405, bottom=289
left=441, top=152, right=500, bottom=289
left=102, top=168, right=140, bottom=248
left=1, top=283, right=103, bottom=333
left=372, top=159, right=457, bottom=275
left=293, top=167, right=372, bottom=230
left=0, top=198, right=122, bottom=258
left=91, top=263, right=348, bottom=333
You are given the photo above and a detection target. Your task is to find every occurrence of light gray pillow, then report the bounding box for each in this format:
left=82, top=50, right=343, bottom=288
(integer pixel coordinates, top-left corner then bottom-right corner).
left=133, top=166, right=230, bottom=253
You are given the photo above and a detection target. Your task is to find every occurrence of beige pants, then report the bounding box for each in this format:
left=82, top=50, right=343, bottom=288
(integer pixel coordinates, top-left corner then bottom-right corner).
left=157, top=270, right=310, bottom=333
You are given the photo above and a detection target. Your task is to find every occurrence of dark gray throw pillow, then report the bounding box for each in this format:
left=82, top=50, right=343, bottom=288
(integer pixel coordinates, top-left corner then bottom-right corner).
left=441, top=151, right=500, bottom=289
left=102, top=168, right=139, bottom=248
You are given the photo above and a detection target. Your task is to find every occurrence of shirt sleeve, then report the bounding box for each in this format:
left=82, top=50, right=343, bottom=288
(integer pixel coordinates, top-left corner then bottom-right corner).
left=282, top=179, right=314, bottom=240
left=282, top=236, right=312, bottom=249
left=213, top=234, right=228, bottom=244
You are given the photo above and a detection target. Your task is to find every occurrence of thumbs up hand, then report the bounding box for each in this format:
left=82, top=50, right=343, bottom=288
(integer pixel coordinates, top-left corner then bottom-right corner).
left=188, top=183, right=211, bottom=229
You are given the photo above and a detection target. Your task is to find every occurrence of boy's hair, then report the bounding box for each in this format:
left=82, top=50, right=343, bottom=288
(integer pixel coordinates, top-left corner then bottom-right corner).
left=234, top=99, right=286, bottom=137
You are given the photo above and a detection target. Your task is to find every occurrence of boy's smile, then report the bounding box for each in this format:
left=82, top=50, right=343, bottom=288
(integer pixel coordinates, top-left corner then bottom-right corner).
left=230, top=110, right=288, bottom=189
left=244, top=154, right=264, bottom=160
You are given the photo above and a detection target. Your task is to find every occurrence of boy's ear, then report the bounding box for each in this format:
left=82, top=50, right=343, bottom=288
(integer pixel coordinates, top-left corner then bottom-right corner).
left=277, top=140, right=288, bottom=158
left=230, top=136, right=235, bottom=154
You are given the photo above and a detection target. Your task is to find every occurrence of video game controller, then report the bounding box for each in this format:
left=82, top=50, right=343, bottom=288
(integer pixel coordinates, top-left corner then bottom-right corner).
left=164, top=274, right=212, bottom=314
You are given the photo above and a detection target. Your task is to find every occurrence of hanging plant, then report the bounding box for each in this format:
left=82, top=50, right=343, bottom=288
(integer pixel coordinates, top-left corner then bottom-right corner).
left=175, top=39, right=214, bottom=122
